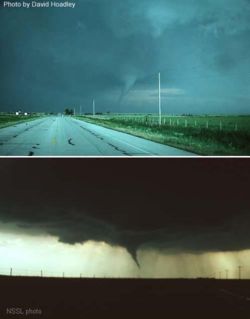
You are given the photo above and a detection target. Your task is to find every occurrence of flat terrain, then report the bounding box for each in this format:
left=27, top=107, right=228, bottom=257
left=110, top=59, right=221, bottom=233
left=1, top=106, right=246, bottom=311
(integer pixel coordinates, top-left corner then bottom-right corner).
left=79, top=114, right=250, bottom=155
left=0, top=114, right=42, bottom=129
left=0, top=116, right=194, bottom=156
left=1, top=276, right=250, bottom=319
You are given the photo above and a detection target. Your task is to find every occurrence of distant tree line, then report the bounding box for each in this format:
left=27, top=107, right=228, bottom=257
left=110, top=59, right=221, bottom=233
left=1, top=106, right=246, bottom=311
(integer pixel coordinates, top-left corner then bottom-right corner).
left=64, top=108, right=74, bottom=115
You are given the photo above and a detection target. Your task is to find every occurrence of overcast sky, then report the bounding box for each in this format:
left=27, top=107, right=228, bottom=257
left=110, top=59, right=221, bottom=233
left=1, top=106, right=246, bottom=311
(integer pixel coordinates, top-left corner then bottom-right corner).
left=0, top=0, right=250, bottom=114
left=0, top=158, right=250, bottom=277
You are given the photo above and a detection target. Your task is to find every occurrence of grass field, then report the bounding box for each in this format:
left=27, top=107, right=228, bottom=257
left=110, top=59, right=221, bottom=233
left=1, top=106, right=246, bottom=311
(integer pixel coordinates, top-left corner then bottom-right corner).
left=76, top=114, right=250, bottom=155
left=0, top=113, right=43, bottom=128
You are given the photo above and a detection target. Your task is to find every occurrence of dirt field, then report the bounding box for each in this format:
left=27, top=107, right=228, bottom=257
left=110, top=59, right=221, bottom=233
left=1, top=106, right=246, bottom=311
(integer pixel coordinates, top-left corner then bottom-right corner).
left=1, top=276, right=250, bottom=319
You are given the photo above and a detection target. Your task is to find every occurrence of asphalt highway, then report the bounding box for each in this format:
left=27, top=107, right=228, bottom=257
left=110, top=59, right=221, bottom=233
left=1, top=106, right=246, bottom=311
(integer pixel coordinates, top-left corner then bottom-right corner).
left=0, top=116, right=196, bottom=156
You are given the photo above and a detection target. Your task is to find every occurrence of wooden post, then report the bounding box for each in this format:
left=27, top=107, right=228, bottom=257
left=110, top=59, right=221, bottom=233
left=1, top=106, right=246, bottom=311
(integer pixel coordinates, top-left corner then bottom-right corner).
left=238, top=266, right=242, bottom=279
left=220, top=121, right=222, bottom=131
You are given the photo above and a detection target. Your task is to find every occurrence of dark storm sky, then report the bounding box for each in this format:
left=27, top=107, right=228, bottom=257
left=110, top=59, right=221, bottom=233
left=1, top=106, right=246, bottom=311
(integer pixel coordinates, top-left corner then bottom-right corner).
left=0, top=159, right=249, bottom=263
left=0, top=0, right=250, bottom=114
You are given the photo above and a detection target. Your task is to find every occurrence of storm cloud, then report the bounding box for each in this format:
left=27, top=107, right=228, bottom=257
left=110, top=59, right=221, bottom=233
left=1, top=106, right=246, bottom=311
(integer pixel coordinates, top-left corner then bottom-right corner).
left=0, top=0, right=249, bottom=114
left=0, top=159, right=249, bottom=266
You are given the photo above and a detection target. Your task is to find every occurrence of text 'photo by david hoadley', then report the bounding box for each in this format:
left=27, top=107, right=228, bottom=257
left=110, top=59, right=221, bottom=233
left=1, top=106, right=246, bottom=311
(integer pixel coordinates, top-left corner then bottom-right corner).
left=0, top=0, right=250, bottom=157
left=1, top=1, right=250, bottom=319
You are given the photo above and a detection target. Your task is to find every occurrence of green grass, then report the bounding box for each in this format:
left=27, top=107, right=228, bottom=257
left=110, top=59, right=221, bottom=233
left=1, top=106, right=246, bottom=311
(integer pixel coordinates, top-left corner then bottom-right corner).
left=75, top=114, right=250, bottom=155
left=0, top=113, right=43, bottom=128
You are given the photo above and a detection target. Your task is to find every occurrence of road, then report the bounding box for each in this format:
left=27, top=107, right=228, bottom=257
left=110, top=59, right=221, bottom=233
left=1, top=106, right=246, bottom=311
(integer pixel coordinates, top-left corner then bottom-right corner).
left=0, top=116, right=196, bottom=156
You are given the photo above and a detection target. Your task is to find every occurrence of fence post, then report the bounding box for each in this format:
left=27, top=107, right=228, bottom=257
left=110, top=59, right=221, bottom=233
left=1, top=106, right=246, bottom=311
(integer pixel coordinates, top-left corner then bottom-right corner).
left=206, top=121, right=209, bottom=129
left=185, top=119, right=187, bottom=128
left=238, top=266, right=242, bottom=280
left=235, top=123, right=238, bottom=131
left=225, top=269, right=229, bottom=279
left=220, top=121, right=222, bottom=131
left=41, top=270, right=43, bottom=277
left=10, top=267, right=12, bottom=276
left=195, top=120, right=197, bottom=127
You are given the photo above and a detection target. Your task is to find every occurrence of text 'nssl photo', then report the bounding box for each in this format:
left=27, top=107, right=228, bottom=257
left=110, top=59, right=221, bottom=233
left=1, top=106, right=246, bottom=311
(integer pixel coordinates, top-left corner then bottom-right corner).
left=0, top=158, right=250, bottom=318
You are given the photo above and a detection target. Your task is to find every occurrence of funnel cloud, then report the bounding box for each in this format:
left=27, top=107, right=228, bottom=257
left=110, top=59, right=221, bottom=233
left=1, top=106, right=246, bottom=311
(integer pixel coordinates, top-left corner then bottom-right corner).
left=0, top=0, right=249, bottom=114
left=0, top=159, right=249, bottom=267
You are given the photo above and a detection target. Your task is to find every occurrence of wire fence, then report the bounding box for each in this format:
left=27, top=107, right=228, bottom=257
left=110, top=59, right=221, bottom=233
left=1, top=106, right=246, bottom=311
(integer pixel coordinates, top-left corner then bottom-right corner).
left=0, top=267, right=101, bottom=278
left=0, top=266, right=249, bottom=279
left=82, top=114, right=250, bottom=132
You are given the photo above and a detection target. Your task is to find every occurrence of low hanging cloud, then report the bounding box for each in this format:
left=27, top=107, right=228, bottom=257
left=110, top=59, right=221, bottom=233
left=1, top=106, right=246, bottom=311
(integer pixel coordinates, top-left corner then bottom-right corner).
left=0, top=0, right=249, bottom=113
left=0, top=159, right=250, bottom=266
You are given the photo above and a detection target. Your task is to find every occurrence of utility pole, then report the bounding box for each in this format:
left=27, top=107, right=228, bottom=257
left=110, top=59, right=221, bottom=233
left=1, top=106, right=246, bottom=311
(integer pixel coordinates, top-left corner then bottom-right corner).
left=238, top=266, right=242, bottom=280
left=93, top=99, right=95, bottom=117
left=225, top=269, right=229, bottom=279
left=158, top=72, right=162, bottom=126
